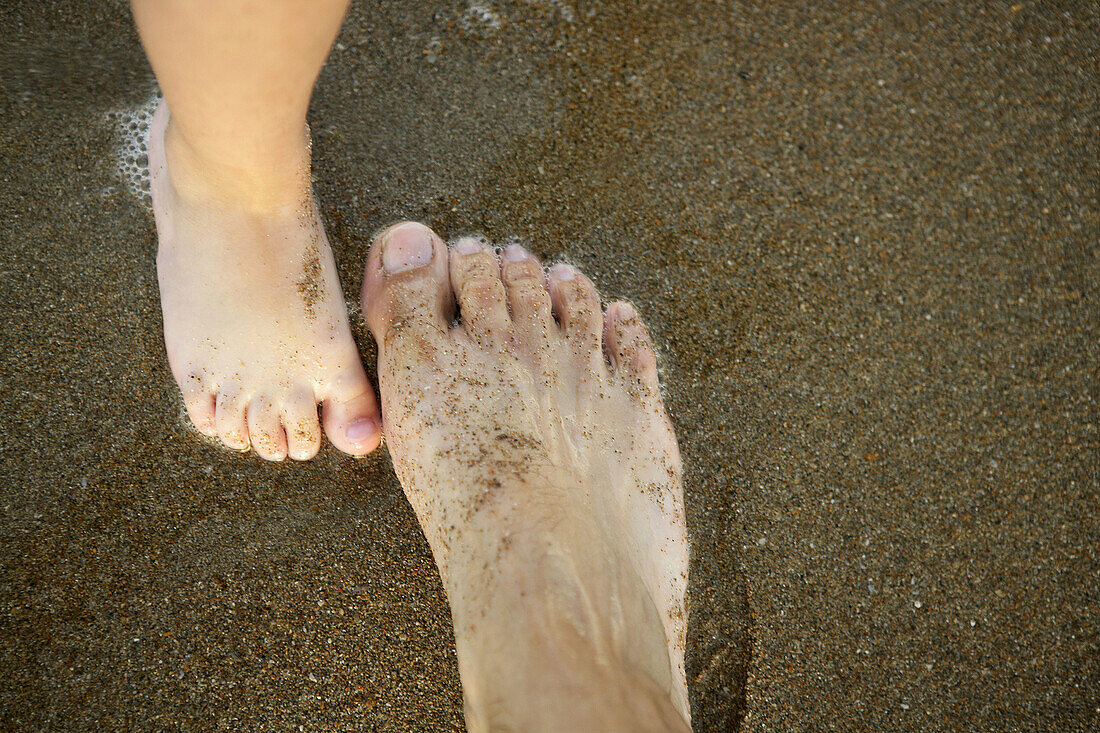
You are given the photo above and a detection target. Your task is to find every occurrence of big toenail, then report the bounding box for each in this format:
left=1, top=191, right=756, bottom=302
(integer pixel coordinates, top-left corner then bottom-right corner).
left=503, top=244, right=528, bottom=261
left=549, top=264, right=576, bottom=281
left=382, top=227, right=434, bottom=273
left=345, top=417, right=378, bottom=442
left=454, top=238, right=482, bottom=255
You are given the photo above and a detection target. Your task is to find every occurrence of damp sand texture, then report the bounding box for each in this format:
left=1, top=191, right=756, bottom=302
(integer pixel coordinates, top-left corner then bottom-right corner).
left=1, top=0, right=1098, bottom=731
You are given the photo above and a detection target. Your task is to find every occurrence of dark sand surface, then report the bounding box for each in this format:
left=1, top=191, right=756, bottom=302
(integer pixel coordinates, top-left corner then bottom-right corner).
left=2, top=0, right=1097, bottom=730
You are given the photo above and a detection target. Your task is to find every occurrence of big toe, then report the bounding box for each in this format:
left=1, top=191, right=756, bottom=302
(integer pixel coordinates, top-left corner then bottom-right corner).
left=322, top=365, right=382, bottom=456
left=361, top=221, right=453, bottom=357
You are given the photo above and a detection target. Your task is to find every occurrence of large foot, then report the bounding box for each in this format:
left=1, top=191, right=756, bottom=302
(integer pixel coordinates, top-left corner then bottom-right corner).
left=149, top=100, right=380, bottom=460
left=362, top=222, right=690, bottom=731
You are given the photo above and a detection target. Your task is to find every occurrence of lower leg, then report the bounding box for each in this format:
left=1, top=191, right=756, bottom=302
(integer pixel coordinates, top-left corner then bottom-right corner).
left=131, top=0, right=348, bottom=207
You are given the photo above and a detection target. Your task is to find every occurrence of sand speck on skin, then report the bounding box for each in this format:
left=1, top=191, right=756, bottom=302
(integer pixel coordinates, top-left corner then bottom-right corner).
left=297, top=244, right=324, bottom=320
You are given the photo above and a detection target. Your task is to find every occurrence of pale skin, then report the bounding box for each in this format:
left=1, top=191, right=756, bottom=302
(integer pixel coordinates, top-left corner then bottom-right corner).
left=132, top=0, right=690, bottom=728
left=133, top=0, right=378, bottom=460
left=362, top=223, right=691, bottom=731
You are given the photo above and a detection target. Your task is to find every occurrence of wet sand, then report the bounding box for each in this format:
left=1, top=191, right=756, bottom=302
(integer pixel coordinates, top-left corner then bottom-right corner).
left=1, top=0, right=1097, bottom=729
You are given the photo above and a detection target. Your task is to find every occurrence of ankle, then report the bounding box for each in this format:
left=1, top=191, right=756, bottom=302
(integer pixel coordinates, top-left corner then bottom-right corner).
left=162, top=120, right=313, bottom=213
left=446, top=533, right=684, bottom=731
left=455, top=616, right=687, bottom=731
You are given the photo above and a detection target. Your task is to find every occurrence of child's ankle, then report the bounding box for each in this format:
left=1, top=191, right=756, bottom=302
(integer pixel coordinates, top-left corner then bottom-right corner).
left=161, top=120, right=313, bottom=213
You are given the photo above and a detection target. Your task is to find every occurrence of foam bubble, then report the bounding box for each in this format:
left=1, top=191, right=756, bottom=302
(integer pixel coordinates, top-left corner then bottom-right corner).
left=107, top=94, right=159, bottom=209
left=461, top=2, right=502, bottom=31
left=521, top=0, right=574, bottom=23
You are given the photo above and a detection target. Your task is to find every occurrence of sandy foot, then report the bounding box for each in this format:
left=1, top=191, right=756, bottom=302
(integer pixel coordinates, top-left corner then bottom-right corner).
left=362, top=222, right=690, bottom=731
left=148, top=100, right=379, bottom=460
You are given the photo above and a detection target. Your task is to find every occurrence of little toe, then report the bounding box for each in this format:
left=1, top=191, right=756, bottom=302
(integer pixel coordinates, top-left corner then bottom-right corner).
left=322, top=369, right=382, bottom=457
left=362, top=222, right=453, bottom=357
left=450, top=237, right=512, bottom=346
left=214, top=385, right=250, bottom=451
left=247, top=394, right=288, bottom=462
left=179, top=371, right=217, bottom=437
left=282, top=384, right=322, bottom=461
left=548, top=264, right=604, bottom=360
left=500, top=244, right=554, bottom=344
left=603, top=301, right=661, bottom=394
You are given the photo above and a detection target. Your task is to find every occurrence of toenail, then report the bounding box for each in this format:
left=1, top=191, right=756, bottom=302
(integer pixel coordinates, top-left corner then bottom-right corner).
left=611, top=302, right=639, bottom=321
left=549, top=264, right=576, bottom=281
left=503, top=244, right=528, bottom=261
left=382, top=226, right=434, bottom=273
left=345, top=417, right=378, bottom=442
left=454, top=238, right=482, bottom=255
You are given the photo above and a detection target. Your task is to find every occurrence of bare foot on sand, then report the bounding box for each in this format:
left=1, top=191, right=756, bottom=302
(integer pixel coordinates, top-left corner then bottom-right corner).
left=149, top=101, right=380, bottom=461
left=362, top=222, right=690, bottom=731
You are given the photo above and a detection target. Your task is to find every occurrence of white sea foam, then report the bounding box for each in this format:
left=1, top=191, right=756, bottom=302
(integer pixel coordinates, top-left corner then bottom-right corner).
left=522, top=0, right=574, bottom=23
left=107, top=93, right=158, bottom=208
left=462, top=2, right=502, bottom=30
